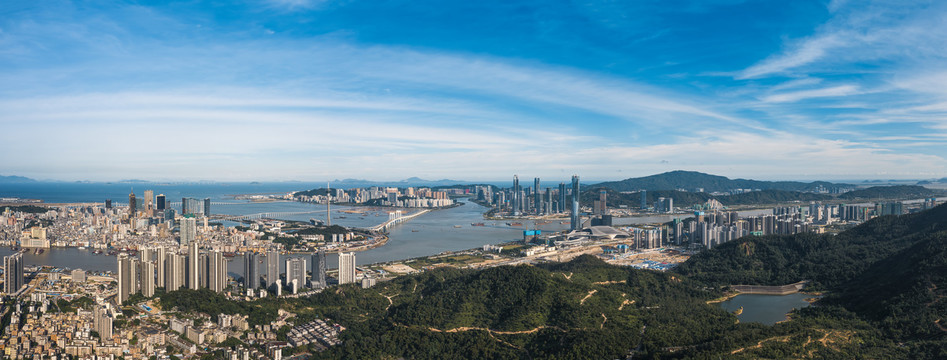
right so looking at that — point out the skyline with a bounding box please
[3,1,947,181]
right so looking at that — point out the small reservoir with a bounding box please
[717,293,816,325]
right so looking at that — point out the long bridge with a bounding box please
[210,210,328,221]
[363,209,430,232]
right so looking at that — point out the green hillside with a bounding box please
[259,204,947,359]
[593,170,843,193]
[837,184,942,200]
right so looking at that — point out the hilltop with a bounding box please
[593,170,845,193]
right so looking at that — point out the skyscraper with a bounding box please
[3,252,24,295]
[180,216,197,246]
[128,192,137,217]
[187,242,199,290]
[117,254,135,303]
[156,194,166,211]
[141,261,155,297]
[203,198,211,216]
[144,190,154,211]
[209,251,226,293]
[534,177,541,215]
[571,175,581,231]
[266,250,280,289]
[166,253,185,291]
[156,247,167,288]
[641,190,648,210]
[105,199,112,209]
[285,257,307,292]
[512,175,519,215]
[244,252,260,289]
[559,182,566,213]
[311,251,326,289]
[93,305,113,343]
[338,252,356,285]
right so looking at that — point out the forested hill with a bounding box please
[837,184,943,200]
[593,170,843,192]
[675,203,947,357]
[315,256,738,359]
[676,202,947,289]
[582,187,833,208]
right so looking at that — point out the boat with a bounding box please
[38,249,44,254]
[471,223,485,226]
[411,230,420,232]
[77,246,87,250]
[453,225,463,228]
[733,306,744,315]
[506,222,523,227]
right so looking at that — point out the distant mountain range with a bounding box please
[0,175,36,183]
[592,170,847,193]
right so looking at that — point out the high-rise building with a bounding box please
[546,187,553,216]
[338,252,356,285]
[559,182,566,213]
[187,242,199,290]
[180,216,197,246]
[105,199,112,209]
[117,254,135,303]
[182,197,205,216]
[156,247,167,288]
[512,175,520,215]
[93,305,113,343]
[571,175,581,231]
[156,194,166,211]
[534,177,541,215]
[128,192,137,217]
[266,250,280,289]
[285,257,307,292]
[311,251,326,289]
[203,198,211,216]
[144,190,154,211]
[244,252,260,289]
[209,251,226,293]
[141,261,155,297]
[641,190,648,210]
[166,253,185,291]
[3,252,24,295]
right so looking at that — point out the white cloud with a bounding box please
[761,85,860,103]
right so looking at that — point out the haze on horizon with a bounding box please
[2,0,947,182]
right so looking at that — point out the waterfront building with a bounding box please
[338,252,356,285]
[266,250,280,290]
[311,251,327,289]
[71,269,86,283]
[3,252,24,295]
[156,194,166,211]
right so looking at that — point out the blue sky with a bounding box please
[2,0,947,182]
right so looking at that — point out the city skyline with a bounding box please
[3,1,947,181]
